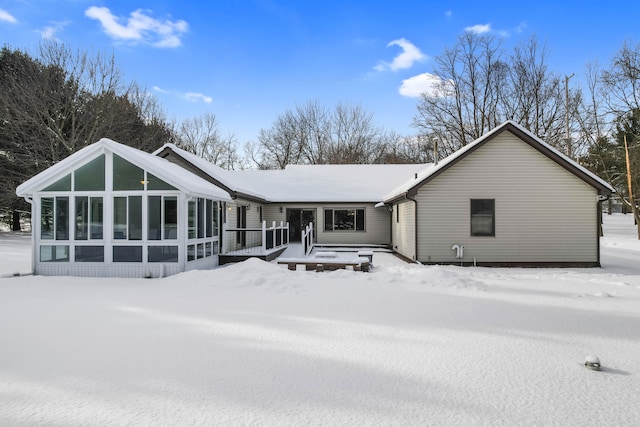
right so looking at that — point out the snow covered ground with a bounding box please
[1,214,639,426]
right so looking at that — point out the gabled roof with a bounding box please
[17,138,232,201]
[383,121,614,203]
[155,143,429,203]
[154,143,266,201]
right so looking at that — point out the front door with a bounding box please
[287,209,315,241]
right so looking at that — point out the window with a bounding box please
[471,199,495,236]
[75,246,104,262]
[113,246,142,262]
[188,201,196,239]
[148,246,178,263]
[43,174,71,191]
[41,197,69,240]
[75,197,103,240]
[147,173,176,190]
[113,196,142,240]
[148,196,178,240]
[113,154,144,190]
[324,208,365,231]
[40,245,69,262]
[74,155,105,191]
[197,198,205,238]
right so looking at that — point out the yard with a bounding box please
[1,214,639,426]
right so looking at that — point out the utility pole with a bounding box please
[565,73,574,158]
[624,134,640,239]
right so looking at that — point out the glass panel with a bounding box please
[75,196,89,240]
[113,246,142,262]
[74,155,105,191]
[205,241,212,257]
[148,246,179,263]
[197,198,205,239]
[324,209,333,231]
[334,209,354,231]
[113,154,144,190]
[148,196,162,240]
[56,197,69,240]
[114,197,127,239]
[40,245,69,262]
[187,244,195,261]
[128,196,142,240]
[212,241,219,255]
[75,246,104,262]
[206,200,213,237]
[471,199,495,236]
[164,197,178,239]
[188,201,196,239]
[90,197,103,239]
[43,174,71,191]
[212,202,219,236]
[356,209,365,231]
[147,173,177,190]
[197,243,205,259]
[41,197,54,240]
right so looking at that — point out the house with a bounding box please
[155,144,427,261]
[16,139,231,277]
[384,121,613,266]
[16,121,613,277]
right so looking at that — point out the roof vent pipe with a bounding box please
[434,138,438,165]
[414,173,418,179]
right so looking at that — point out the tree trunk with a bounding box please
[12,210,21,231]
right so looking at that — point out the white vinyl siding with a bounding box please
[415,131,598,264]
[392,200,416,260]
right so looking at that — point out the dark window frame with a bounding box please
[470,199,495,237]
[324,208,366,232]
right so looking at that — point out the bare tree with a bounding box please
[502,36,569,150]
[173,112,245,169]
[413,33,506,154]
[251,100,393,168]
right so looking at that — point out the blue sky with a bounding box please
[1,1,639,143]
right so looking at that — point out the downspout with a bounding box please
[23,197,35,275]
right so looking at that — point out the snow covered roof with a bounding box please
[226,164,431,202]
[383,120,614,202]
[156,143,429,203]
[17,139,232,201]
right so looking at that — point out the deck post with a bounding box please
[261,220,267,252]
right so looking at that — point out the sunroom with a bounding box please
[16,138,231,278]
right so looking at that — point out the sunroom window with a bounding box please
[74,155,105,191]
[41,197,69,240]
[113,196,142,240]
[75,196,103,240]
[148,196,178,240]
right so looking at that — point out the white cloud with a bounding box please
[153,86,212,104]
[38,21,70,40]
[375,38,426,72]
[445,10,453,18]
[0,8,17,24]
[399,73,452,98]
[185,92,213,104]
[515,22,527,33]
[464,23,491,34]
[85,6,188,48]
